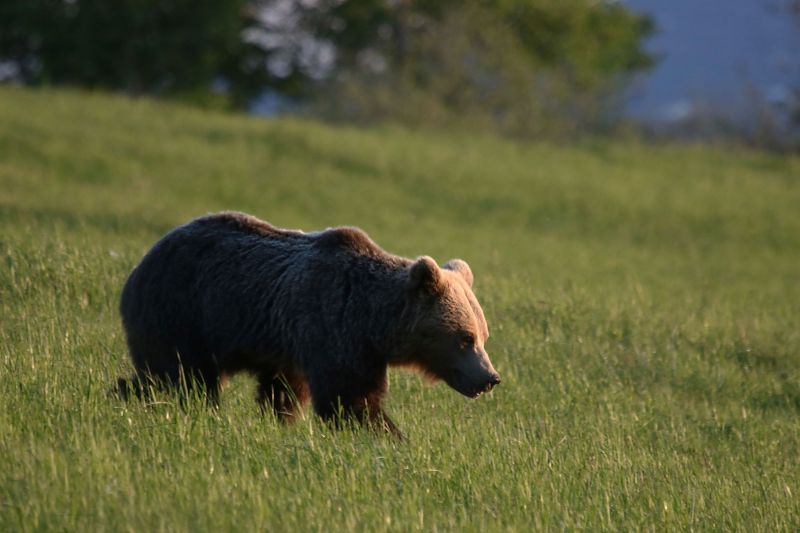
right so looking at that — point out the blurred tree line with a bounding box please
[0,0,655,137]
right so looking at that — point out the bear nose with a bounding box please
[486,374,501,390]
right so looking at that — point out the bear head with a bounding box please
[396,256,500,398]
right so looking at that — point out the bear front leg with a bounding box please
[368,405,404,441]
[307,365,404,440]
[312,394,404,440]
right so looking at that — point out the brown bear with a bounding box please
[117,212,499,437]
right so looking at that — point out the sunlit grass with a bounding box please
[1,86,798,531]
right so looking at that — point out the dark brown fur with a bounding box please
[118,212,499,438]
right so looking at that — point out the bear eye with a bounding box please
[460,333,475,347]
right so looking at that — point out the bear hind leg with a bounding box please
[119,334,221,404]
[257,371,308,422]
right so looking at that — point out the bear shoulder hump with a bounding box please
[313,226,378,254]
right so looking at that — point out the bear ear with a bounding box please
[443,259,473,287]
[408,256,443,293]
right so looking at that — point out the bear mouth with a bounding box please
[468,381,498,398]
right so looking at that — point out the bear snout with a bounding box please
[478,373,501,395]
[444,349,501,398]
[449,367,501,398]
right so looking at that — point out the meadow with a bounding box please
[0,86,798,531]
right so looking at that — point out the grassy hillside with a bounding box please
[1,86,798,531]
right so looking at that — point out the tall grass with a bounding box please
[1,87,798,531]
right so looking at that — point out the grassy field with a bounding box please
[1,86,799,531]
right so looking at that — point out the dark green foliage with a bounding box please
[0,0,264,105]
[0,0,653,135]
